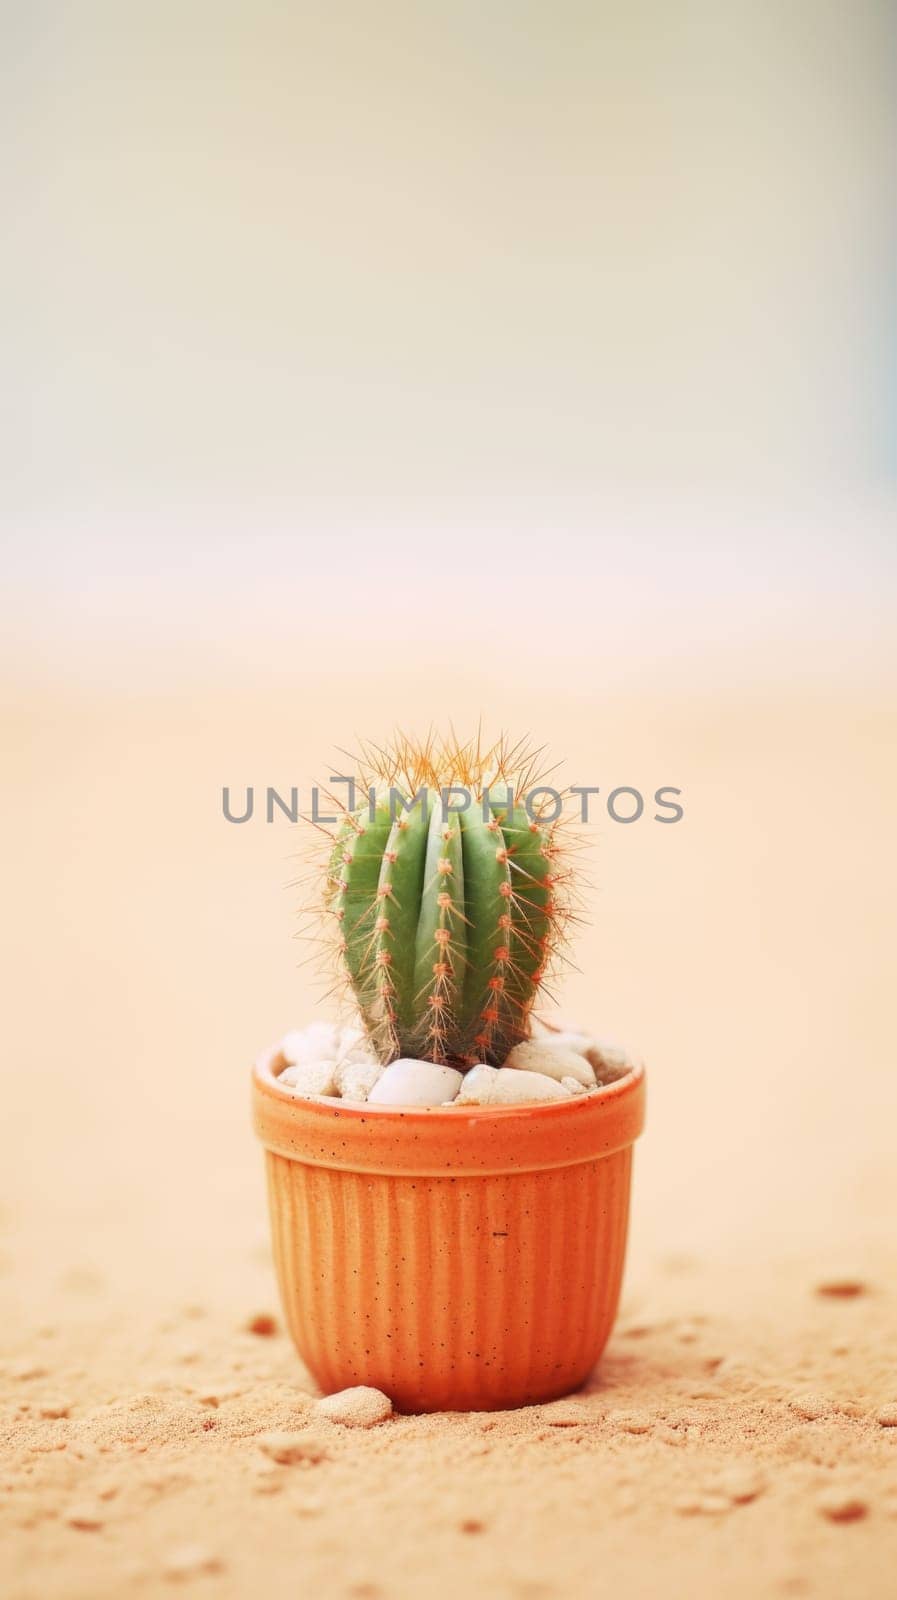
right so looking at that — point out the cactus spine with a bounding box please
[322,736,568,1065]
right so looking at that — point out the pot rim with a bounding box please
[252,1046,646,1176]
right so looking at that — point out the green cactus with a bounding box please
[322,737,567,1065]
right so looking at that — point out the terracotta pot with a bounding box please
[251,1046,645,1413]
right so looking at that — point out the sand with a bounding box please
[4,1260,897,1599]
[3,672,897,1598]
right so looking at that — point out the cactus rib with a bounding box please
[315,734,571,1065]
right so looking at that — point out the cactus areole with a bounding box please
[321,736,571,1067]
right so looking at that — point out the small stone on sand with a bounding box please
[252,1469,284,1496]
[876,1405,897,1427]
[712,1465,766,1504]
[314,1386,393,1427]
[257,1429,329,1464]
[162,1545,223,1579]
[39,1399,70,1419]
[815,1487,868,1523]
[615,1409,653,1434]
[65,1503,104,1530]
[675,1493,730,1516]
[245,1312,278,1337]
[814,1279,867,1299]
[8,1361,47,1381]
[539,1399,595,1427]
[789,1393,832,1421]
[656,1425,686,1447]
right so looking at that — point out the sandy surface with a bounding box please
[3,673,897,1598]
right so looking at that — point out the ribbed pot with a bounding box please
[252,1047,645,1413]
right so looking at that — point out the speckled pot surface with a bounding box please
[251,1047,646,1413]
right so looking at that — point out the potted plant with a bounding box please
[251,734,645,1412]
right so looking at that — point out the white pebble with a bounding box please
[456,1064,572,1105]
[333,1057,383,1102]
[584,1038,633,1080]
[279,1060,338,1097]
[280,1022,339,1066]
[534,1028,635,1082]
[454,1064,498,1102]
[335,1024,376,1064]
[492,1067,574,1103]
[504,1039,596,1087]
[314,1385,393,1427]
[561,1076,590,1096]
[541,1029,594,1054]
[368,1059,463,1107]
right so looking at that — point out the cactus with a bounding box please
[316,734,572,1065]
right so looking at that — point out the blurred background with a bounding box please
[2,2,896,1316]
